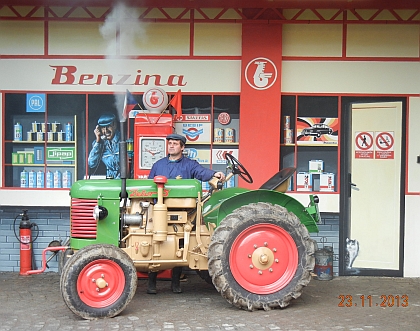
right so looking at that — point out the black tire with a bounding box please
[58,248,74,275]
[60,244,137,320]
[58,236,72,275]
[208,202,315,311]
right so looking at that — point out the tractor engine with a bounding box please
[69,176,212,274]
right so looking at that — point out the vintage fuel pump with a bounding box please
[132,87,180,178]
[133,113,174,179]
[13,210,39,275]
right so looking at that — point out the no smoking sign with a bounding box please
[375,131,394,159]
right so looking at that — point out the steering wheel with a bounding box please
[225,153,253,184]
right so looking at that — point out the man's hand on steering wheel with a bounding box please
[213,171,225,181]
[225,153,253,184]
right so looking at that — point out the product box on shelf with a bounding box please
[13,150,34,164]
[17,148,34,164]
[25,152,34,164]
[12,153,19,164]
[296,172,313,191]
[34,146,44,164]
[17,152,26,164]
[309,160,324,173]
[319,172,335,192]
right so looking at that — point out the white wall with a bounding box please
[404,195,420,277]
[282,61,420,94]
[405,97,420,277]
[408,97,420,193]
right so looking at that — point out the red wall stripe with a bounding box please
[239,23,282,188]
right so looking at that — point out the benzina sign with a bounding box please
[50,65,187,87]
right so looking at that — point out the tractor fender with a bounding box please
[203,189,318,233]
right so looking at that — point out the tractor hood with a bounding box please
[70,178,202,200]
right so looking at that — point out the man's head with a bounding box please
[166,133,186,159]
[97,113,117,140]
[166,133,186,146]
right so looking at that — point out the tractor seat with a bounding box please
[259,167,296,193]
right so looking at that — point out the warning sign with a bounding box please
[355,131,374,159]
[20,235,31,251]
[375,131,394,159]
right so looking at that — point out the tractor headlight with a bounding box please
[93,205,108,221]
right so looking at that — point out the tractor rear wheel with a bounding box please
[208,202,315,311]
[60,244,137,320]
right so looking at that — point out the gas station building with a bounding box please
[0,0,419,277]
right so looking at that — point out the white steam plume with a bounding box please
[100,2,148,121]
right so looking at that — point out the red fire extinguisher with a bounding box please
[14,210,38,275]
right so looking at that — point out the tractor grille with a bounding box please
[70,198,97,239]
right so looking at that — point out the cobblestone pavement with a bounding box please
[0,272,419,331]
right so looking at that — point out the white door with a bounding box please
[342,101,403,275]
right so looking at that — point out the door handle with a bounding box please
[348,173,358,196]
[350,182,359,191]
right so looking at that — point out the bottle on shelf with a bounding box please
[14,122,23,141]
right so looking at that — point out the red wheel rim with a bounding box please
[77,259,125,308]
[229,223,298,294]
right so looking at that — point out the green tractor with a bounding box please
[60,151,320,319]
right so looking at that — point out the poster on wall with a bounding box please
[184,147,211,165]
[87,103,121,179]
[174,114,212,144]
[212,148,239,165]
[296,117,339,145]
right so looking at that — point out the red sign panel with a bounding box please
[375,131,394,159]
[355,131,374,159]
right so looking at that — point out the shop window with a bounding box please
[2,92,240,190]
[280,95,339,193]
[3,93,85,188]
[173,94,240,190]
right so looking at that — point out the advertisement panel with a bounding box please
[296,117,339,145]
[174,114,212,144]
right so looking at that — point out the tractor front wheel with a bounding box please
[208,202,315,311]
[60,244,137,320]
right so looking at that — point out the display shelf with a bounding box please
[280,95,339,193]
[4,114,77,189]
[281,143,337,147]
[212,142,240,146]
[7,140,75,143]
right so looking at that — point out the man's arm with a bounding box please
[88,125,105,169]
[88,140,103,168]
[188,159,225,182]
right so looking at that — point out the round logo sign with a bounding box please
[218,112,231,125]
[185,127,199,141]
[28,95,44,111]
[245,57,277,90]
[142,87,168,113]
